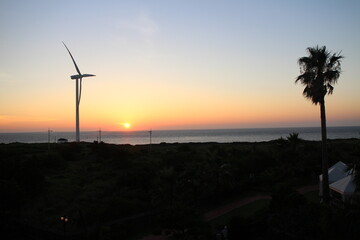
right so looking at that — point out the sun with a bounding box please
[123,123,131,129]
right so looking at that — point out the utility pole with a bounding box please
[149,129,152,153]
[48,129,52,151]
[48,129,51,143]
[149,129,152,145]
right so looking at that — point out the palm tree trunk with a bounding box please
[320,100,330,203]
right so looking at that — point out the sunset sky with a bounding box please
[1,0,359,132]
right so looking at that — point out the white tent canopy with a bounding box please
[319,161,349,183]
[319,161,357,203]
[330,174,356,194]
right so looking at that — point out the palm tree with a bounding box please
[295,46,343,203]
[287,132,302,143]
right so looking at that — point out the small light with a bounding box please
[64,218,69,222]
[60,216,64,221]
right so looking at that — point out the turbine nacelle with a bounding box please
[70,74,96,80]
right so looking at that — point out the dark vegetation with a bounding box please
[0,138,359,239]
[228,186,360,240]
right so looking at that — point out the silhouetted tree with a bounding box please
[287,132,301,143]
[296,46,343,203]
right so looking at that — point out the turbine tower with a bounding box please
[63,42,95,142]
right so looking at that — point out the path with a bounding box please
[204,195,271,221]
[205,184,318,221]
[140,184,318,239]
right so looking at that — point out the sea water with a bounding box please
[0,126,359,145]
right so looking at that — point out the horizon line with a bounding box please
[1,125,359,134]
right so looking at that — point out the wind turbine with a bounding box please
[63,42,95,142]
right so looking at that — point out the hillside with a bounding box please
[1,138,359,239]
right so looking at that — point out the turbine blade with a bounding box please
[81,74,96,78]
[62,42,82,76]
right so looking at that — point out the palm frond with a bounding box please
[296,45,343,102]
[328,52,343,68]
[295,72,315,84]
[326,83,334,95]
[323,70,340,83]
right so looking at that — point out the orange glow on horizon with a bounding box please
[1,92,359,132]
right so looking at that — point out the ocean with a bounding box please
[0,126,359,145]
